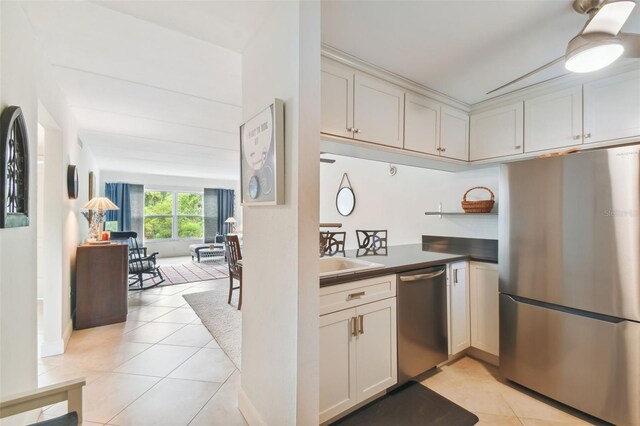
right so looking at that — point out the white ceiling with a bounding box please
[23,1,640,181]
[22,1,271,180]
[322,0,640,105]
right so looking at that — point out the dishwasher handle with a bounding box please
[399,269,445,282]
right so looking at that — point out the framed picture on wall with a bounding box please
[240,99,284,206]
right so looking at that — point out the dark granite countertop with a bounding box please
[319,242,498,287]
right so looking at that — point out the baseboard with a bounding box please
[62,319,73,349]
[466,347,499,367]
[238,387,266,426]
[40,338,64,357]
[320,390,386,426]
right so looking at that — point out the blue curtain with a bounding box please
[105,183,131,232]
[217,189,235,234]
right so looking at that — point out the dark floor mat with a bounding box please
[331,381,479,426]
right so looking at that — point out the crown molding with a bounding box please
[471,61,640,113]
[321,44,471,112]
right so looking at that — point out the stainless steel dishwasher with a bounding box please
[397,265,448,386]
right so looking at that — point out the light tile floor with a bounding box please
[420,357,604,425]
[37,278,247,426]
[36,273,602,426]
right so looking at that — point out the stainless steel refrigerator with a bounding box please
[499,144,640,426]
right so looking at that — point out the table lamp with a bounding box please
[83,197,119,241]
[225,216,237,234]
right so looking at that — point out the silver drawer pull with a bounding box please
[400,269,445,282]
[347,291,365,300]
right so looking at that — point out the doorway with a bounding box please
[37,103,65,357]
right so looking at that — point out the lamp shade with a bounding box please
[225,217,237,224]
[83,197,119,211]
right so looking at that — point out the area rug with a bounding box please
[332,381,478,426]
[153,262,229,286]
[183,282,241,369]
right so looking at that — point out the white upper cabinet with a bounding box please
[321,61,354,139]
[354,73,405,148]
[525,86,583,153]
[404,93,440,156]
[470,102,524,161]
[404,94,469,161]
[583,69,640,144]
[440,106,470,161]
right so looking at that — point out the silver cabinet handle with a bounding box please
[515,145,522,149]
[346,127,354,132]
[584,133,591,139]
[400,269,445,282]
[351,317,358,337]
[353,128,360,134]
[573,135,581,140]
[358,315,364,335]
[347,291,365,300]
[453,268,458,284]
[440,147,446,152]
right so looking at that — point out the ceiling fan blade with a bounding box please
[620,32,640,56]
[582,0,636,35]
[487,56,565,95]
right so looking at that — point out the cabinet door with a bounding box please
[404,93,440,156]
[319,308,357,423]
[355,298,397,402]
[440,106,469,161]
[470,102,524,161]
[448,262,470,355]
[584,69,640,144]
[469,262,499,356]
[354,73,405,148]
[525,86,583,153]
[321,61,354,139]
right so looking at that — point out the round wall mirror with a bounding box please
[336,187,355,216]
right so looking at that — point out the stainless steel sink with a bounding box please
[319,257,385,278]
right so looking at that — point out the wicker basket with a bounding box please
[461,186,495,213]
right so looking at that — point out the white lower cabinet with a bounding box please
[319,308,357,422]
[319,280,397,424]
[469,261,499,357]
[447,261,470,355]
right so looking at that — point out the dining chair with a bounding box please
[320,231,346,256]
[356,230,388,251]
[224,234,243,310]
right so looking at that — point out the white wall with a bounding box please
[0,1,100,401]
[99,170,240,257]
[239,2,320,425]
[320,155,499,249]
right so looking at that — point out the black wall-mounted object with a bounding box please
[1,106,30,228]
[67,164,79,199]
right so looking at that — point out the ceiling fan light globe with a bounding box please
[564,33,625,73]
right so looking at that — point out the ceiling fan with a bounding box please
[488,0,640,94]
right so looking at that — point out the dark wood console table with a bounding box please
[74,243,128,329]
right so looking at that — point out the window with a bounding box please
[144,191,203,240]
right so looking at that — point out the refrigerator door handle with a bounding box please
[400,270,445,282]
[505,294,625,324]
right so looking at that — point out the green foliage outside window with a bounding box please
[144,191,204,240]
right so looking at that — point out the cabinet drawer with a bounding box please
[320,274,396,315]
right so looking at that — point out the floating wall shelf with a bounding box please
[424,212,498,216]
[425,202,498,219]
